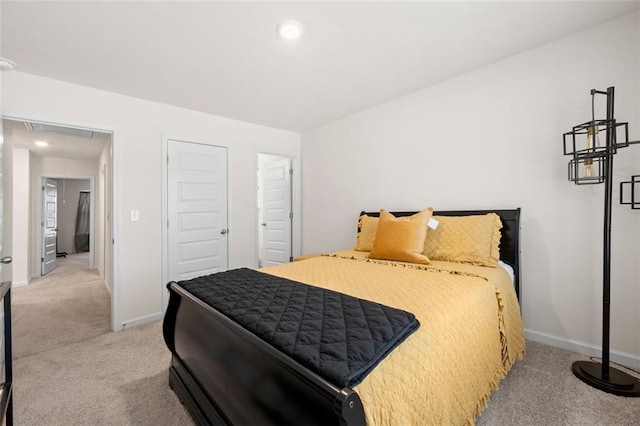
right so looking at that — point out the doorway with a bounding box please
[257,153,294,268]
[40,177,93,276]
[2,117,116,329]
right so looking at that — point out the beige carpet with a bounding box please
[477,343,640,425]
[11,257,640,425]
[12,254,193,425]
[13,252,109,359]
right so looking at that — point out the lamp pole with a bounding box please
[601,86,614,379]
[570,87,640,397]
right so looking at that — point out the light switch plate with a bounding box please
[130,209,140,222]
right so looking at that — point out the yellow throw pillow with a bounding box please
[370,209,433,264]
[423,213,502,267]
[354,214,379,251]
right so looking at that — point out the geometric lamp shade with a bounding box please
[568,156,606,185]
[620,175,639,209]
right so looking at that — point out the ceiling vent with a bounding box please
[0,57,15,71]
[23,122,98,139]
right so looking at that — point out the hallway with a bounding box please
[12,253,110,359]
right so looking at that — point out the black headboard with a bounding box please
[359,209,521,300]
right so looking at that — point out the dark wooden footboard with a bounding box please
[163,282,365,426]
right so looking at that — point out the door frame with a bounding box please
[255,152,301,268]
[161,135,230,312]
[37,175,95,275]
[2,112,119,332]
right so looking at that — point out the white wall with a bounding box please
[54,178,90,254]
[301,12,640,363]
[3,72,300,330]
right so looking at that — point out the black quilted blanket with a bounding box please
[176,268,420,388]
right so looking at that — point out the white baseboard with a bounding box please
[103,280,112,294]
[12,280,29,288]
[525,329,640,369]
[121,312,162,330]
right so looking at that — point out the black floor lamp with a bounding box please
[563,86,640,397]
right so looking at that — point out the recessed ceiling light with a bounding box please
[277,20,303,40]
[34,140,49,147]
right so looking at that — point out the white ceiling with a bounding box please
[2,1,639,132]
[3,119,110,160]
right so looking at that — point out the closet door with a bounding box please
[167,140,228,284]
[0,118,8,277]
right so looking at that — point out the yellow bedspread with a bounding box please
[262,250,525,426]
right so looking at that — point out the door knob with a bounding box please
[261,223,267,227]
[0,256,12,264]
[220,229,228,235]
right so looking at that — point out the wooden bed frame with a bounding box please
[162,208,521,425]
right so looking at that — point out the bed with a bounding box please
[162,208,525,425]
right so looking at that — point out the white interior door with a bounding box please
[0,120,3,363]
[261,158,292,266]
[0,119,11,281]
[167,140,228,283]
[42,178,57,275]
